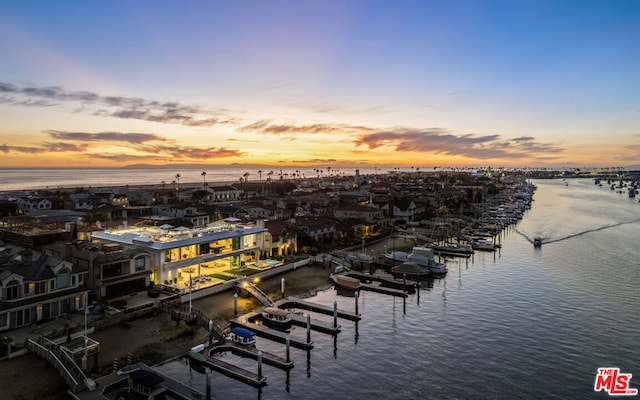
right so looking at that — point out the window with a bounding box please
[35,282,46,294]
[5,280,20,300]
[57,270,70,288]
[135,256,146,271]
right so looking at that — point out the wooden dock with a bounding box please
[229,317,313,350]
[359,283,408,297]
[345,271,418,294]
[276,298,361,321]
[208,342,293,370]
[197,356,267,388]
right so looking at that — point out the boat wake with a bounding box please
[516,217,640,245]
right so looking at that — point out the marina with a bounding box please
[152,178,640,399]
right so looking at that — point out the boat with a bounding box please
[261,307,293,329]
[472,238,498,252]
[381,251,409,266]
[228,326,257,346]
[333,274,361,291]
[431,242,474,257]
[406,246,447,275]
[533,237,542,248]
[391,261,430,278]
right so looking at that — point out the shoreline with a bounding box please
[0,262,335,400]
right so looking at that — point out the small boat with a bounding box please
[261,307,293,329]
[533,237,542,248]
[382,251,409,266]
[228,326,257,346]
[472,238,498,252]
[333,274,361,291]
[431,243,474,257]
[405,246,447,275]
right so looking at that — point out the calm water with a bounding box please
[155,178,640,399]
[0,166,374,192]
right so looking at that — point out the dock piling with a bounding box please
[333,301,338,329]
[206,368,211,400]
[281,277,285,298]
[257,351,263,380]
[286,334,290,363]
[234,293,238,317]
[306,313,311,344]
[403,295,406,315]
[355,291,359,315]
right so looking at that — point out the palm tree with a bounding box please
[201,171,207,187]
[175,173,181,190]
[161,180,166,191]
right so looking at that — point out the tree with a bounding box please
[201,171,207,187]
[175,173,181,190]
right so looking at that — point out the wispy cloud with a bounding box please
[355,128,565,161]
[238,119,373,135]
[2,129,245,163]
[0,82,234,127]
[0,144,44,154]
[46,130,168,144]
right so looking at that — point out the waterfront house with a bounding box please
[295,216,336,244]
[44,240,153,300]
[91,219,267,289]
[263,220,297,257]
[0,244,88,331]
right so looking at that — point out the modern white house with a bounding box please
[91,219,267,288]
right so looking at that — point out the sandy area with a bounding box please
[0,263,334,400]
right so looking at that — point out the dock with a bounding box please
[345,271,417,294]
[208,342,293,370]
[229,315,314,350]
[359,283,408,297]
[276,298,361,321]
[197,355,267,388]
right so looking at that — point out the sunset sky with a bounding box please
[1,1,639,169]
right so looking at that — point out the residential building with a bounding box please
[295,216,336,243]
[91,219,267,288]
[0,244,88,332]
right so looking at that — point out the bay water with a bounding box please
[155,178,640,399]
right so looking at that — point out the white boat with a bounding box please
[382,251,409,266]
[405,246,447,275]
[472,238,497,251]
[431,243,474,257]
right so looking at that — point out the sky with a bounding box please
[0,0,639,169]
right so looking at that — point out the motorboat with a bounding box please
[333,274,361,291]
[382,251,409,266]
[261,307,293,329]
[228,326,257,346]
[431,242,474,257]
[406,246,447,275]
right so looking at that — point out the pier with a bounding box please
[208,342,294,370]
[344,271,417,295]
[229,315,313,350]
[193,354,267,388]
